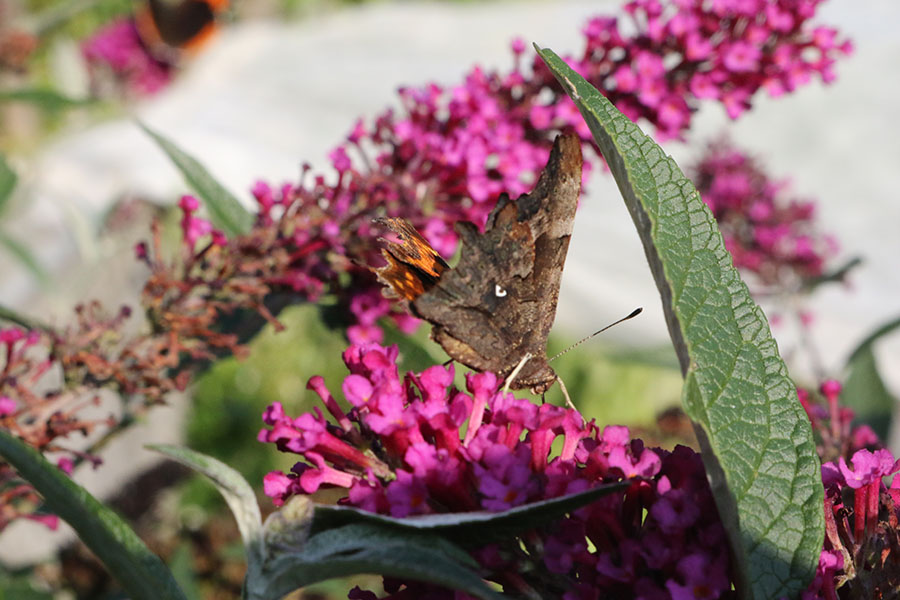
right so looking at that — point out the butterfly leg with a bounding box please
[502,352,533,395]
[555,375,580,415]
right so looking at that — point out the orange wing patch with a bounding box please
[373,218,449,301]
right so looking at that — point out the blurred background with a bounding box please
[1,0,898,597]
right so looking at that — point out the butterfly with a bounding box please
[135,0,229,62]
[374,133,582,393]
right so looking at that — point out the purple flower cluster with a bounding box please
[239,0,849,336]
[690,139,837,288]
[81,18,173,95]
[177,195,227,252]
[795,379,900,598]
[810,447,900,599]
[798,380,880,463]
[259,343,734,599]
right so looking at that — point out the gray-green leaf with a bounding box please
[841,316,900,440]
[140,123,254,237]
[147,444,263,566]
[256,522,503,600]
[0,430,186,600]
[311,480,628,546]
[536,46,824,600]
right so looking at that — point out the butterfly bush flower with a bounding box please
[237,0,849,335]
[0,199,238,531]
[259,343,735,598]
[809,447,900,598]
[798,379,880,463]
[0,326,111,530]
[2,0,851,535]
[690,139,837,289]
[82,18,173,95]
[795,378,900,598]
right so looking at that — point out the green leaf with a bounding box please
[802,256,862,293]
[168,542,202,600]
[246,482,626,598]
[147,444,262,566]
[0,89,93,111]
[0,430,186,600]
[842,346,895,440]
[536,46,824,599]
[139,123,254,237]
[311,481,629,546]
[0,231,49,282]
[0,303,52,331]
[0,153,16,213]
[845,314,900,366]
[256,521,503,600]
[839,314,900,439]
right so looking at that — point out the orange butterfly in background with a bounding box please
[135,0,229,62]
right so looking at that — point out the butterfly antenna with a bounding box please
[549,307,643,363]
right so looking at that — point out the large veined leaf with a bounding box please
[536,46,824,599]
[0,431,186,600]
[140,123,255,237]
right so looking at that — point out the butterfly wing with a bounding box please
[373,217,450,301]
[136,0,226,59]
[413,133,582,391]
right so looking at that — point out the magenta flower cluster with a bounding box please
[690,139,837,287]
[794,379,900,598]
[81,18,172,95]
[811,446,900,599]
[239,0,849,338]
[259,343,734,599]
[799,380,880,462]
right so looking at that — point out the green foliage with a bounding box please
[0,571,54,600]
[185,303,351,511]
[0,154,16,209]
[548,338,682,427]
[140,122,255,236]
[0,153,49,281]
[0,89,92,112]
[148,445,263,566]
[0,429,186,600]
[842,314,900,439]
[160,443,626,600]
[537,45,824,599]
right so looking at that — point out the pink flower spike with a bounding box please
[25,513,59,530]
[57,457,75,476]
[263,470,296,504]
[0,396,16,416]
[178,195,200,213]
[307,376,353,432]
